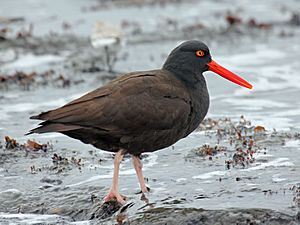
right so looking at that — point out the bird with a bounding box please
[28,40,252,204]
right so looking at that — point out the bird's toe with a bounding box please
[103,191,127,204]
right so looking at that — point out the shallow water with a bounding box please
[1,0,300,224]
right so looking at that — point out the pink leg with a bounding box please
[132,155,148,193]
[103,149,126,204]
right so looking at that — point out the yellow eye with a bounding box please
[195,50,205,57]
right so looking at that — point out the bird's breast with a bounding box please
[185,84,210,135]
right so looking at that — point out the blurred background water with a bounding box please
[0,0,300,224]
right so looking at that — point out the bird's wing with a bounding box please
[31,70,191,132]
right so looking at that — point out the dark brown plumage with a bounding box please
[28,40,252,203]
[29,69,209,155]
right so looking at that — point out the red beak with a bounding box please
[207,60,253,89]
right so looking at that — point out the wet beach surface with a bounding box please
[1,0,300,224]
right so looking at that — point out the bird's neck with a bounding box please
[163,64,206,88]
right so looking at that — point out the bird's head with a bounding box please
[163,40,252,89]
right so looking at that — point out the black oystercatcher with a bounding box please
[28,40,252,204]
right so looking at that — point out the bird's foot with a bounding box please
[103,190,127,204]
[135,186,150,203]
[140,192,149,204]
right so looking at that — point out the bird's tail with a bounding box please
[26,121,82,135]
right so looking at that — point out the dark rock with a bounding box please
[130,208,299,225]
[40,177,63,185]
[290,13,300,26]
[89,201,121,220]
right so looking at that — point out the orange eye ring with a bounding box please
[195,50,205,57]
